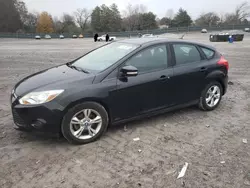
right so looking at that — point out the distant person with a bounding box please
[94,33,98,42]
[106,34,109,42]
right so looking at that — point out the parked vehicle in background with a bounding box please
[59,35,64,39]
[11,38,228,145]
[201,29,208,33]
[210,30,244,42]
[35,35,41,40]
[44,35,52,39]
[79,34,84,38]
[142,34,154,38]
[98,35,116,41]
[72,35,78,39]
[244,28,250,32]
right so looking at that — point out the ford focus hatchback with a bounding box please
[11,38,228,144]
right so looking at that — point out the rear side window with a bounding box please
[200,47,215,59]
[173,44,201,65]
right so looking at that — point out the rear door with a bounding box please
[170,42,209,105]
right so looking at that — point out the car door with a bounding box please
[111,44,174,121]
[170,42,208,105]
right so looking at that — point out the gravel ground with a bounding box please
[0,33,250,188]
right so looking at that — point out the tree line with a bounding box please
[0,0,249,34]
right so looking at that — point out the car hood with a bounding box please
[14,65,95,96]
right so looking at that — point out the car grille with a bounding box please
[12,109,26,126]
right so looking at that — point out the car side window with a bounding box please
[125,45,168,74]
[200,47,215,59]
[173,44,201,65]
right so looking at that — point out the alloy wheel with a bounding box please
[205,85,221,108]
[70,109,102,140]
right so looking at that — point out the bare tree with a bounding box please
[195,12,220,26]
[224,13,238,24]
[60,13,79,33]
[53,16,64,33]
[24,12,38,32]
[122,4,148,31]
[74,8,91,32]
[123,4,137,30]
[219,2,250,25]
[219,12,225,24]
[235,1,250,24]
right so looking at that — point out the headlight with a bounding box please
[19,90,64,105]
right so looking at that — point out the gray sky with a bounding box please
[23,0,245,19]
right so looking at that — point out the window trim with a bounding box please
[170,42,205,67]
[198,46,216,60]
[118,43,170,76]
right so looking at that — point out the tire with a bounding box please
[199,81,223,111]
[61,102,109,145]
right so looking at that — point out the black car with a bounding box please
[11,38,229,144]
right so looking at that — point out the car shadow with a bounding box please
[107,105,199,134]
[16,130,68,145]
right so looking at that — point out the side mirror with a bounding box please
[120,65,138,77]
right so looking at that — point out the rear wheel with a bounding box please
[61,102,109,144]
[199,82,223,111]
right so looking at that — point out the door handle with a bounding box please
[200,67,207,72]
[159,75,170,81]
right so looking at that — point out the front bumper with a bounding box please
[11,94,65,133]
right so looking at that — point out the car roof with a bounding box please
[118,38,215,49]
[119,38,165,45]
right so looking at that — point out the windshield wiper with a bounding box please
[67,64,90,74]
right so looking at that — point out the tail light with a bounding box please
[217,56,229,70]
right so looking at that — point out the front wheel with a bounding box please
[199,82,223,111]
[61,102,109,144]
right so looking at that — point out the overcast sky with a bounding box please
[23,0,244,19]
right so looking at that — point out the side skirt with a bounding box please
[111,100,199,126]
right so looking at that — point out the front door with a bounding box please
[111,44,174,121]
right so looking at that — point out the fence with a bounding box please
[0,24,249,39]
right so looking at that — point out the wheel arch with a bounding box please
[63,98,112,124]
[205,70,226,94]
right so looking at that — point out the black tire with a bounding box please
[61,102,109,145]
[199,81,223,111]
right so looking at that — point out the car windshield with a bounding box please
[71,42,139,72]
